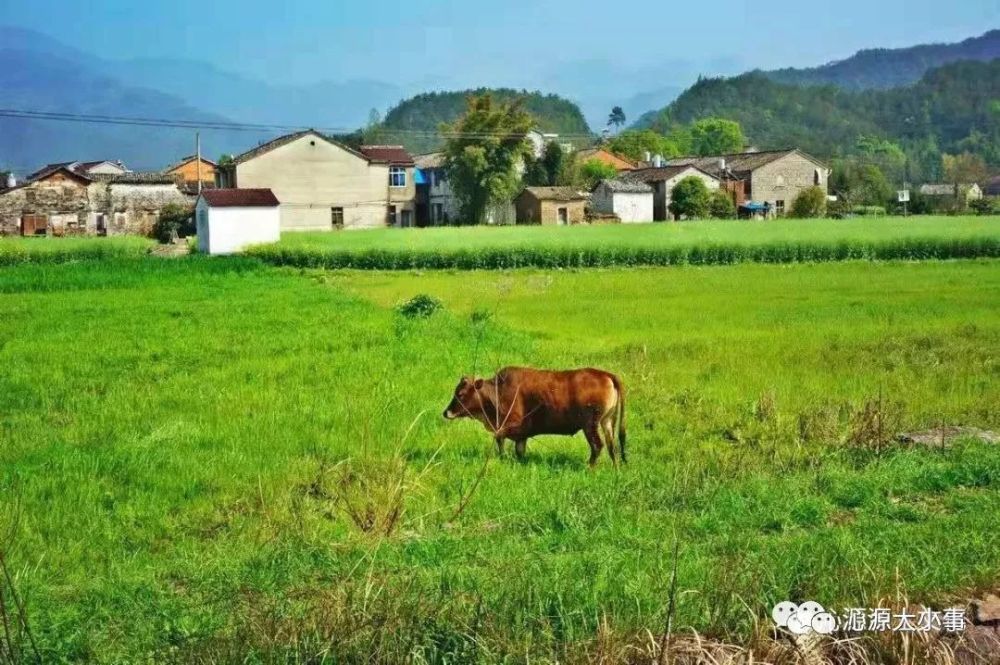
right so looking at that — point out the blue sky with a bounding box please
[3,0,996,91]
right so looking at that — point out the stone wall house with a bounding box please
[514,187,588,225]
[624,165,721,221]
[218,130,417,231]
[663,149,829,218]
[0,167,192,236]
[590,179,654,223]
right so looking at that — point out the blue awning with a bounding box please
[740,201,769,211]
[413,168,427,185]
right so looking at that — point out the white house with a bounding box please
[590,179,654,223]
[196,189,280,255]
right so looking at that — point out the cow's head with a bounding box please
[443,377,485,420]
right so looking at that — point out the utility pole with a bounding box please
[196,131,202,195]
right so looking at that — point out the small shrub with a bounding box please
[396,294,443,318]
[970,197,998,216]
[790,186,827,218]
[151,203,195,244]
[708,190,736,219]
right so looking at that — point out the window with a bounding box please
[389,166,406,188]
[388,205,397,226]
[775,200,785,216]
[331,207,344,228]
[775,175,785,188]
[814,169,822,186]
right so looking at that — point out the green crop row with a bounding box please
[247,236,1000,270]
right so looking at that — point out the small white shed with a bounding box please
[195,189,280,255]
[590,179,654,223]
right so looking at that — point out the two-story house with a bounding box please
[218,130,417,231]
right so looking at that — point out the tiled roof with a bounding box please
[92,172,178,185]
[919,183,960,196]
[230,130,369,165]
[623,165,716,183]
[986,176,1000,197]
[200,188,279,207]
[575,148,637,170]
[662,149,827,177]
[597,178,653,193]
[415,152,446,169]
[520,186,588,201]
[360,145,415,166]
[165,155,218,172]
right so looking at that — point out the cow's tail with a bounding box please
[611,374,627,463]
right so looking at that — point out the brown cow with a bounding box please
[442,366,626,467]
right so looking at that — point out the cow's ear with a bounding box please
[474,378,484,390]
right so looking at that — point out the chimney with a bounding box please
[5,173,15,189]
[654,154,663,167]
[644,151,651,163]
[719,158,726,172]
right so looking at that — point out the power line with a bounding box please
[0,108,598,140]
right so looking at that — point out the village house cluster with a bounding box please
[1,126,844,240]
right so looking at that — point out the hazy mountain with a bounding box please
[762,29,1000,90]
[0,47,274,174]
[104,58,405,130]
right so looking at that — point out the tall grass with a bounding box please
[248,216,1000,269]
[0,236,154,266]
[0,258,998,661]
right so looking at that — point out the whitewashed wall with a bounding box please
[196,199,280,255]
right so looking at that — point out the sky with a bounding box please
[2,0,997,92]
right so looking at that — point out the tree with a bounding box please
[577,159,618,189]
[790,186,827,218]
[690,118,745,156]
[708,189,736,218]
[830,159,893,207]
[942,152,989,186]
[541,141,566,185]
[607,130,681,162]
[668,176,712,219]
[443,94,535,224]
[607,106,626,133]
[217,154,234,166]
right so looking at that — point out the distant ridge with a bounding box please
[762,29,1000,90]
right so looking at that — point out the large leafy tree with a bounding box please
[668,176,712,219]
[690,118,745,155]
[443,94,535,224]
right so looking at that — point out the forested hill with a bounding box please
[371,89,593,154]
[636,59,1000,176]
[762,29,1000,91]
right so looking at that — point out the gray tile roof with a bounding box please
[597,178,653,193]
[520,186,589,201]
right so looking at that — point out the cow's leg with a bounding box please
[514,438,527,460]
[584,422,604,468]
[601,417,619,467]
[494,435,506,457]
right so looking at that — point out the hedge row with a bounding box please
[246,237,1000,270]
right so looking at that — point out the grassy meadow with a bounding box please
[0,249,998,662]
[249,216,1000,269]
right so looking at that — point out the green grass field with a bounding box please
[1,248,998,662]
